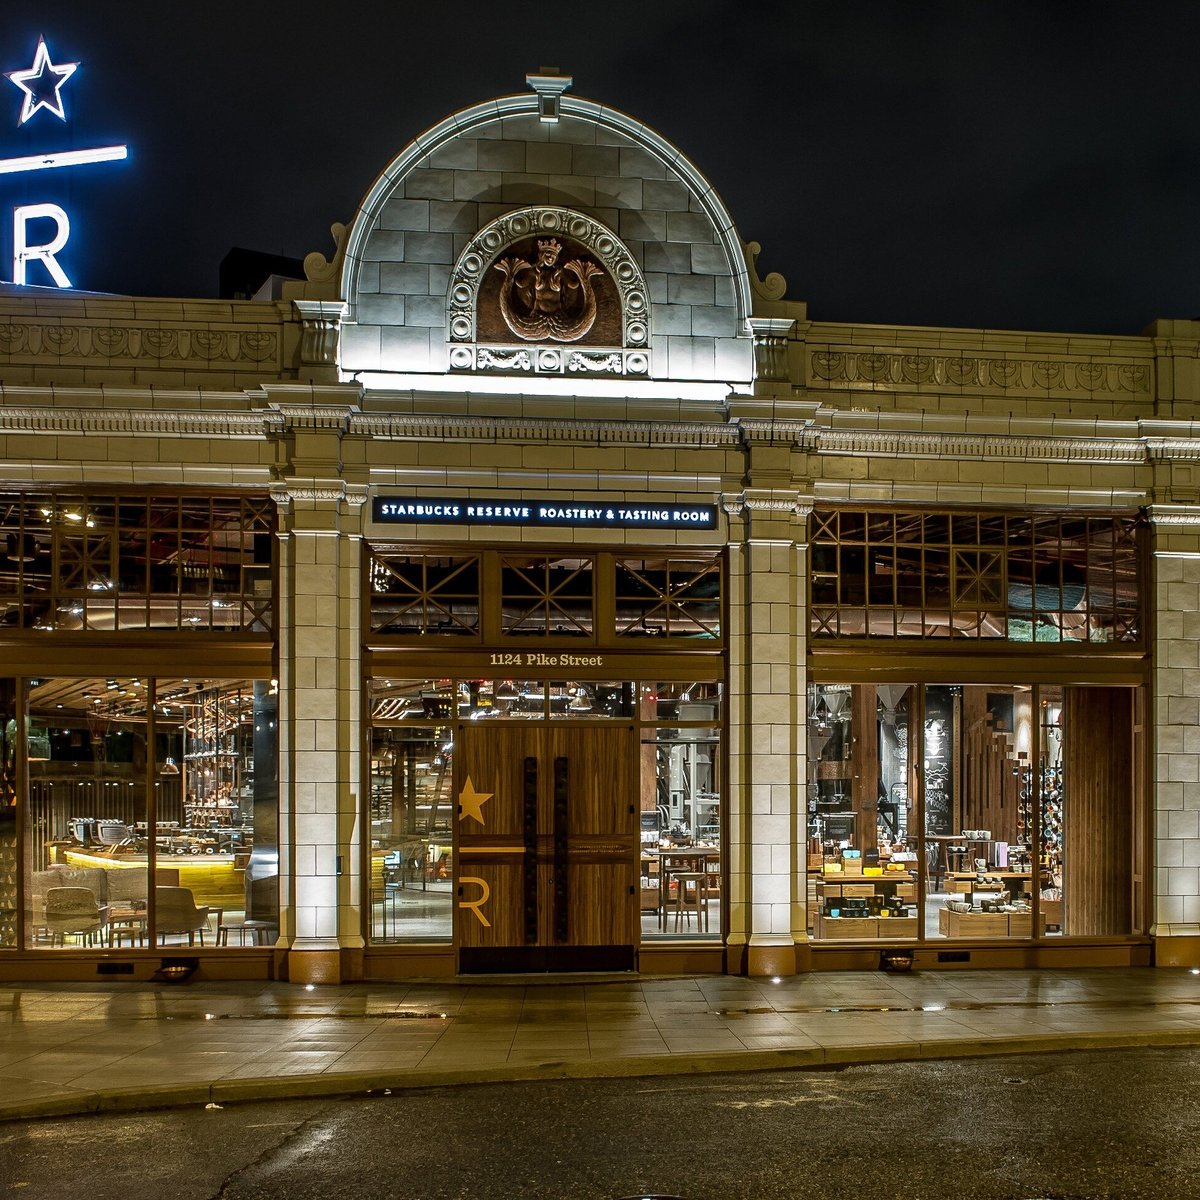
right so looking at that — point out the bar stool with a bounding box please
[671,870,708,932]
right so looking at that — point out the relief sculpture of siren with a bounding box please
[495,237,604,343]
[445,206,651,376]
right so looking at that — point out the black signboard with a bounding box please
[371,496,717,531]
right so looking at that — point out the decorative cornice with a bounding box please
[810,428,1146,463]
[348,413,739,446]
[0,322,280,367]
[0,406,281,436]
[1145,438,1200,461]
[809,349,1152,396]
[268,403,359,433]
[737,418,818,444]
[1146,505,1200,527]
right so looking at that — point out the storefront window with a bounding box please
[368,680,454,943]
[615,557,721,639]
[20,676,274,950]
[159,678,277,947]
[25,677,149,949]
[640,681,722,941]
[807,684,918,941]
[807,681,1140,943]
[367,553,480,636]
[500,556,593,637]
[0,680,16,948]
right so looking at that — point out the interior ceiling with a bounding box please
[26,678,257,721]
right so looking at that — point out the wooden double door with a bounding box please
[455,723,638,972]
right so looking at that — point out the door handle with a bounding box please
[553,755,569,943]
[523,755,538,945]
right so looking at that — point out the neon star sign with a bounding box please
[5,37,78,124]
[0,36,129,288]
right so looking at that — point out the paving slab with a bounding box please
[3,967,1200,1122]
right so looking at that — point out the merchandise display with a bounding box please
[806,680,1136,943]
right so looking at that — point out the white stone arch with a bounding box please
[339,92,753,328]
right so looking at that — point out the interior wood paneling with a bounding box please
[1064,687,1134,936]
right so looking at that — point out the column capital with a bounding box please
[270,480,369,509]
[721,488,813,521]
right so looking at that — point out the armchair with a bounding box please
[43,886,107,946]
[155,885,218,946]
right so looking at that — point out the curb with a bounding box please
[3,1026,1199,1124]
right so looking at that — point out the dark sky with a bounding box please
[3,1,1200,335]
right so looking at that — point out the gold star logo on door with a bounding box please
[458,776,492,824]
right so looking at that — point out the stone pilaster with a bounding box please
[723,487,810,976]
[266,386,365,984]
[272,479,366,984]
[1148,505,1200,966]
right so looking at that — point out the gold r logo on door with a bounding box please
[458,876,491,927]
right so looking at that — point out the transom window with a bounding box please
[0,492,275,633]
[810,508,1143,643]
[615,557,721,639]
[368,555,480,637]
[366,548,723,645]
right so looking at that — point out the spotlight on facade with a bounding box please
[154,957,198,983]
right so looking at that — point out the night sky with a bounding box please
[3,1,1199,335]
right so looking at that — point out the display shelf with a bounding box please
[939,908,1047,937]
[814,914,918,939]
[180,688,254,831]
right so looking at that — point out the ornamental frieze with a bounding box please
[0,407,281,436]
[348,413,740,447]
[810,349,1151,395]
[0,322,279,366]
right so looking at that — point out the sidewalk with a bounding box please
[3,966,1200,1122]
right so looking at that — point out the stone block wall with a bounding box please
[1151,514,1200,944]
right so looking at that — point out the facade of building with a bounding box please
[0,74,1197,984]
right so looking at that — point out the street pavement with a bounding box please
[2,965,1200,1122]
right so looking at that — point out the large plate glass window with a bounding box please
[640,682,722,942]
[367,679,455,943]
[20,676,276,951]
[806,681,1141,943]
[807,684,918,940]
